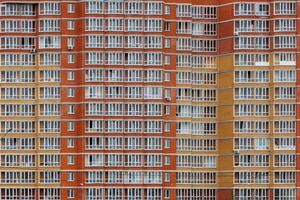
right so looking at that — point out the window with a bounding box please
[40,70,60,82]
[0,36,35,49]
[234,3,269,16]
[107,18,123,31]
[165,72,170,82]
[86,35,104,48]
[274,19,296,32]
[39,36,61,49]
[234,36,269,49]
[105,35,123,48]
[165,39,170,48]
[40,171,60,183]
[235,19,269,33]
[39,121,60,133]
[234,53,269,66]
[234,154,269,167]
[40,137,60,150]
[275,87,295,99]
[274,120,295,133]
[1,104,35,117]
[176,21,191,34]
[274,154,295,167]
[176,121,216,135]
[191,105,217,118]
[177,155,216,167]
[67,20,75,30]
[0,19,36,33]
[192,39,216,52]
[274,188,296,200]
[192,22,216,35]
[176,38,191,50]
[39,19,60,32]
[85,18,104,31]
[234,104,269,117]
[235,189,269,199]
[86,1,104,14]
[144,86,162,99]
[164,172,170,182]
[39,53,60,66]
[145,121,162,133]
[67,88,75,97]
[40,154,60,166]
[40,87,60,99]
[39,104,59,117]
[191,89,217,102]
[192,72,217,85]
[1,3,36,16]
[191,55,216,68]
[67,71,74,80]
[67,189,74,198]
[68,172,74,181]
[67,156,74,165]
[67,105,75,114]
[235,138,269,150]
[274,70,295,82]
[274,36,296,48]
[85,154,103,166]
[176,4,191,17]
[234,70,269,83]
[164,22,170,31]
[164,156,170,165]
[67,4,75,13]
[145,2,162,14]
[235,172,269,184]
[165,139,170,148]
[165,55,170,65]
[165,5,170,14]
[235,87,269,100]
[274,103,295,116]
[1,70,35,83]
[68,54,75,63]
[274,2,296,15]
[234,121,269,133]
[67,37,75,47]
[125,19,143,31]
[192,6,216,19]
[274,137,295,150]
[145,19,162,32]
[107,1,123,14]
[165,105,170,115]
[274,171,295,183]
[164,123,170,132]
[273,53,296,65]
[67,122,74,131]
[1,87,35,100]
[67,138,74,148]
[126,1,143,14]
[164,189,170,199]
[0,53,35,66]
[39,2,60,15]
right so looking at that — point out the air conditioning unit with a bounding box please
[233,150,240,154]
[68,45,74,50]
[165,97,171,101]
[30,48,36,53]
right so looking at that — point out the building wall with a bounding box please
[0,0,297,199]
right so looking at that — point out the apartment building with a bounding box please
[0,0,297,199]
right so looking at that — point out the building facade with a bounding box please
[0,0,298,199]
